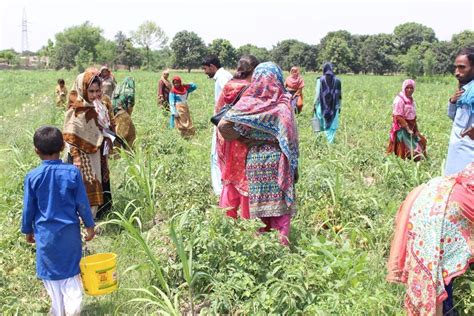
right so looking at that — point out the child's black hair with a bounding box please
[33,126,64,155]
[57,79,65,85]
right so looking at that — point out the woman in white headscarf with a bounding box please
[158,69,171,111]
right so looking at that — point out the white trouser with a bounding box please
[43,274,83,316]
[91,205,99,219]
[210,128,222,196]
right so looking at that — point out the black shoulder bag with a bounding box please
[210,86,249,126]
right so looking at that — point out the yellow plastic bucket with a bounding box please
[80,253,118,296]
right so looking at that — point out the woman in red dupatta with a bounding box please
[285,66,305,114]
[387,163,474,315]
[169,76,197,138]
[216,55,259,219]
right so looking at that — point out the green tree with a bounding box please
[39,39,54,56]
[450,30,474,51]
[350,34,368,74]
[50,43,78,70]
[430,41,455,74]
[359,34,398,74]
[37,39,55,68]
[318,30,359,73]
[423,49,436,76]
[393,22,437,54]
[115,32,143,70]
[319,30,353,47]
[75,48,93,73]
[402,45,423,77]
[413,40,453,75]
[291,43,318,72]
[150,47,173,71]
[318,36,354,73]
[449,30,474,63]
[208,39,237,68]
[0,49,20,66]
[96,39,117,66]
[271,39,317,71]
[51,22,103,69]
[170,31,207,72]
[236,44,271,63]
[131,21,167,67]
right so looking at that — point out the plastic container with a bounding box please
[80,253,118,296]
[311,117,321,132]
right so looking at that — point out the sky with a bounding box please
[0,0,473,52]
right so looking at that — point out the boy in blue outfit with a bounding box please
[21,126,95,316]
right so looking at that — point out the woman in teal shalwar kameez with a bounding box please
[313,63,342,144]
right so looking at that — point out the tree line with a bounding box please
[1,21,473,76]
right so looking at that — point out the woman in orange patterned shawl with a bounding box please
[285,66,305,114]
[387,163,474,315]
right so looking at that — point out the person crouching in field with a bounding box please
[313,62,342,143]
[216,55,260,220]
[112,77,136,149]
[63,69,115,218]
[387,162,474,316]
[55,79,68,108]
[21,126,95,316]
[387,79,427,161]
[169,76,197,138]
[285,66,305,114]
[218,62,299,245]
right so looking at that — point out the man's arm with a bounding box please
[448,89,464,120]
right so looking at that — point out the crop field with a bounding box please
[1,70,473,315]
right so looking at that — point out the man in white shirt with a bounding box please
[202,55,233,196]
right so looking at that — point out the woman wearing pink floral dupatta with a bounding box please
[387,79,427,161]
[218,62,299,245]
[387,163,474,315]
[216,55,259,219]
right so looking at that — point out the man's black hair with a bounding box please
[202,55,222,68]
[458,47,474,65]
